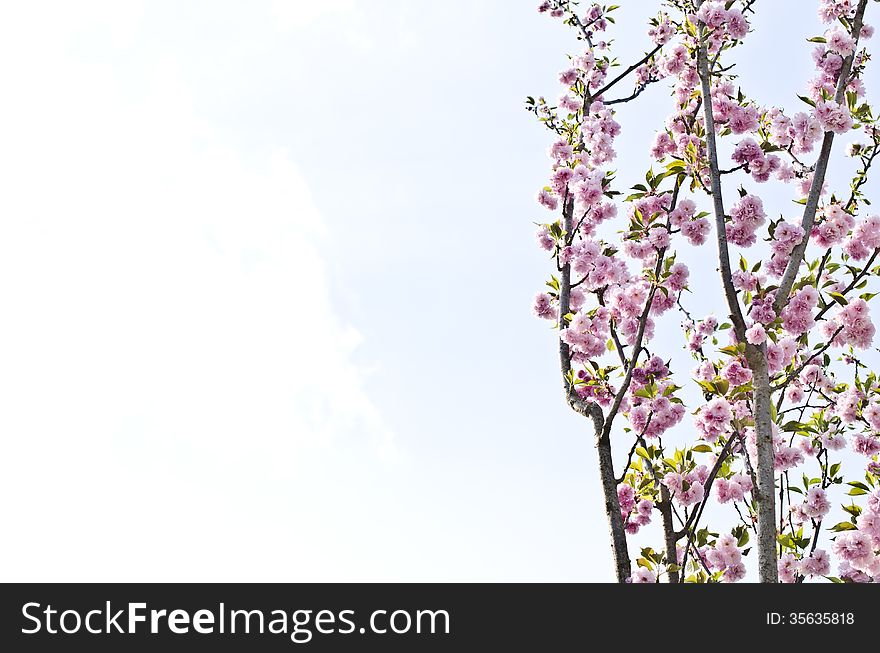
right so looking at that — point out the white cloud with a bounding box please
[271,0,357,31]
[0,3,392,580]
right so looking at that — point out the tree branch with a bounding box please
[773,0,869,314]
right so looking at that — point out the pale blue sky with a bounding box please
[0,1,875,582]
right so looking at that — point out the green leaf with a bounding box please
[798,94,817,108]
[829,522,857,532]
[692,444,713,453]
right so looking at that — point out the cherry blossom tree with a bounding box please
[529,0,880,582]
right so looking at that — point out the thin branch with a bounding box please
[773,0,869,314]
[772,326,844,409]
[696,25,748,340]
[591,44,664,101]
[676,435,737,538]
[815,248,880,321]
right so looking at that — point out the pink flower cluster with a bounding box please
[629,567,656,583]
[834,497,880,581]
[765,336,798,375]
[818,0,853,24]
[835,387,863,423]
[695,2,750,41]
[823,298,876,349]
[844,215,880,260]
[711,83,760,135]
[648,15,673,45]
[704,534,747,582]
[582,103,622,166]
[535,225,556,252]
[533,292,557,320]
[664,465,709,507]
[715,474,752,504]
[726,194,766,248]
[624,357,686,439]
[686,315,718,352]
[561,306,612,361]
[811,203,855,248]
[779,549,832,583]
[816,100,854,135]
[803,487,832,519]
[745,322,767,345]
[618,483,653,535]
[827,27,857,56]
[731,269,762,292]
[780,286,818,336]
[767,221,805,277]
[566,238,629,291]
[730,137,782,184]
[659,44,689,78]
[670,198,711,246]
[721,359,752,386]
[853,433,880,457]
[607,282,657,346]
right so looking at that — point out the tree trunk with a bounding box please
[593,408,632,583]
[659,487,679,583]
[558,196,631,582]
[746,345,779,582]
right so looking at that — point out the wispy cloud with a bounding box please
[0,2,392,580]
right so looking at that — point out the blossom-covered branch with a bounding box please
[530,0,880,584]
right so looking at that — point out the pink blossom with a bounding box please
[854,434,880,457]
[533,293,557,320]
[648,16,674,45]
[780,286,818,336]
[629,567,656,583]
[559,68,579,86]
[818,0,852,24]
[826,28,856,56]
[681,218,710,246]
[749,296,777,324]
[815,100,853,135]
[721,360,752,387]
[731,138,763,165]
[696,2,729,29]
[803,487,831,519]
[821,431,847,451]
[745,323,767,345]
[778,553,799,583]
[831,299,875,349]
[833,531,875,566]
[535,225,555,251]
[799,550,831,578]
[725,9,749,40]
[716,473,751,504]
[786,385,805,405]
[559,94,583,113]
[538,189,558,211]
